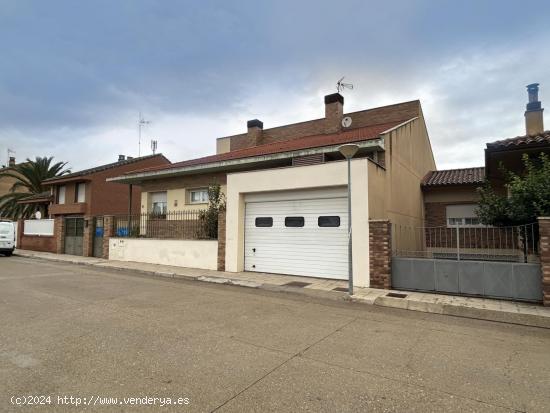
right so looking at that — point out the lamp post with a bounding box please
[338,144,359,295]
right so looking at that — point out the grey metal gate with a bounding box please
[392,258,542,301]
[64,217,84,256]
[93,217,104,258]
[391,223,542,302]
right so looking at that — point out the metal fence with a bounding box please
[392,223,539,263]
[112,210,215,240]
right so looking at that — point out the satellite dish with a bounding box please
[35,210,42,220]
[341,116,353,128]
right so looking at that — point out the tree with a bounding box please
[198,183,226,239]
[476,153,550,226]
[0,157,70,219]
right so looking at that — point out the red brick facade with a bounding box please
[225,100,420,152]
[539,217,550,306]
[369,220,392,289]
[16,220,57,253]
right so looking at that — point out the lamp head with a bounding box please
[338,144,359,159]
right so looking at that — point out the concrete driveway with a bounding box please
[1,257,550,412]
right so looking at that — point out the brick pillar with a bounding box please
[369,220,392,289]
[103,215,114,259]
[16,219,24,249]
[217,210,226,271]
[538,217,550,306]
[82,216,94,257]
[54,216,65,254]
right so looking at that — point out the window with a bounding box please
[318,216,341,227]
[255,217,273,227]
[76,183,86,203]
[150,191,167,215]
[285,217,304,227]
[58,186,66,204]
[446,204,484,227]
[189,188,209,204]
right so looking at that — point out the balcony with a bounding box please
[49,202,87,215]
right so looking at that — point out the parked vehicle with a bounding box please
[0,221,15,256]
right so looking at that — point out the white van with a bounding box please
[0,221,15,256]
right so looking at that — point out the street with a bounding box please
[1,257,549,412]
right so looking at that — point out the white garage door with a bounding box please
[244,189,348,279]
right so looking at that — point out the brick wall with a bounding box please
[82,216,94,257]
[539,217,550,306]
[19,234,56,253]
[369,220,392,289]
[54,217,65,254]
[226,100,420,152]
[217,210,226,271]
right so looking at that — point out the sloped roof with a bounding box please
[486,131,550,151]
[422,167,485,187]
[129,121,404,176]
[43,154,169,184]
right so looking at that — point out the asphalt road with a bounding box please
[1,257,550,412]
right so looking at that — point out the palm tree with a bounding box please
[0,157,70,219]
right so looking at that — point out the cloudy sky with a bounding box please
[1,0,549,171]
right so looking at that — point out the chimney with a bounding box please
[247,119,263,146]
[525,83,544,135]
[8,157,15,167]
[324,93,344,133]
[118,154,126,162]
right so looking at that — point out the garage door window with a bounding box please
[255,217,273,227]
[285,217,304,227]
[318,216,340,227]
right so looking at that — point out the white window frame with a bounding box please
[58,185,66,204]
[188,188,209,204]
[150,191,168,215]
[76,183,86,203]
[446,204,485,228]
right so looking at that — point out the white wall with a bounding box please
[109,238,218,270]
[225,159,370,287]
[24,219,54,236]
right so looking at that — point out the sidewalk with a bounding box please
[14,249,550,329]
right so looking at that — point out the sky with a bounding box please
[1,0,549,171]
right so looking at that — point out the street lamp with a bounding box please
[338,144,359,295]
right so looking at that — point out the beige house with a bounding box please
[109,93,436,287]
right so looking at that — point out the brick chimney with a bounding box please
[247,119,263,146]
[8,156,15,167]
[324,93,344,133]
[525,83,544,135]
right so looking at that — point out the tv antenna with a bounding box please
[151,139,158,155]
[336,77,354,93]
[138,112,151,157]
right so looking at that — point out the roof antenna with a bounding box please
[336,76,354,94]
[151,139,158,155]
[138,112,151,157]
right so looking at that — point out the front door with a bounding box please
[64,217,84,256]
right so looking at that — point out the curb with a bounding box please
[14,251,550,329]
[371,295,550,329]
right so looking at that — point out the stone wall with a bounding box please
[369,220,392,289]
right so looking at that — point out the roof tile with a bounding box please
[422,167,485,187]
[131,121,403,175]
[486,130,550,150]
